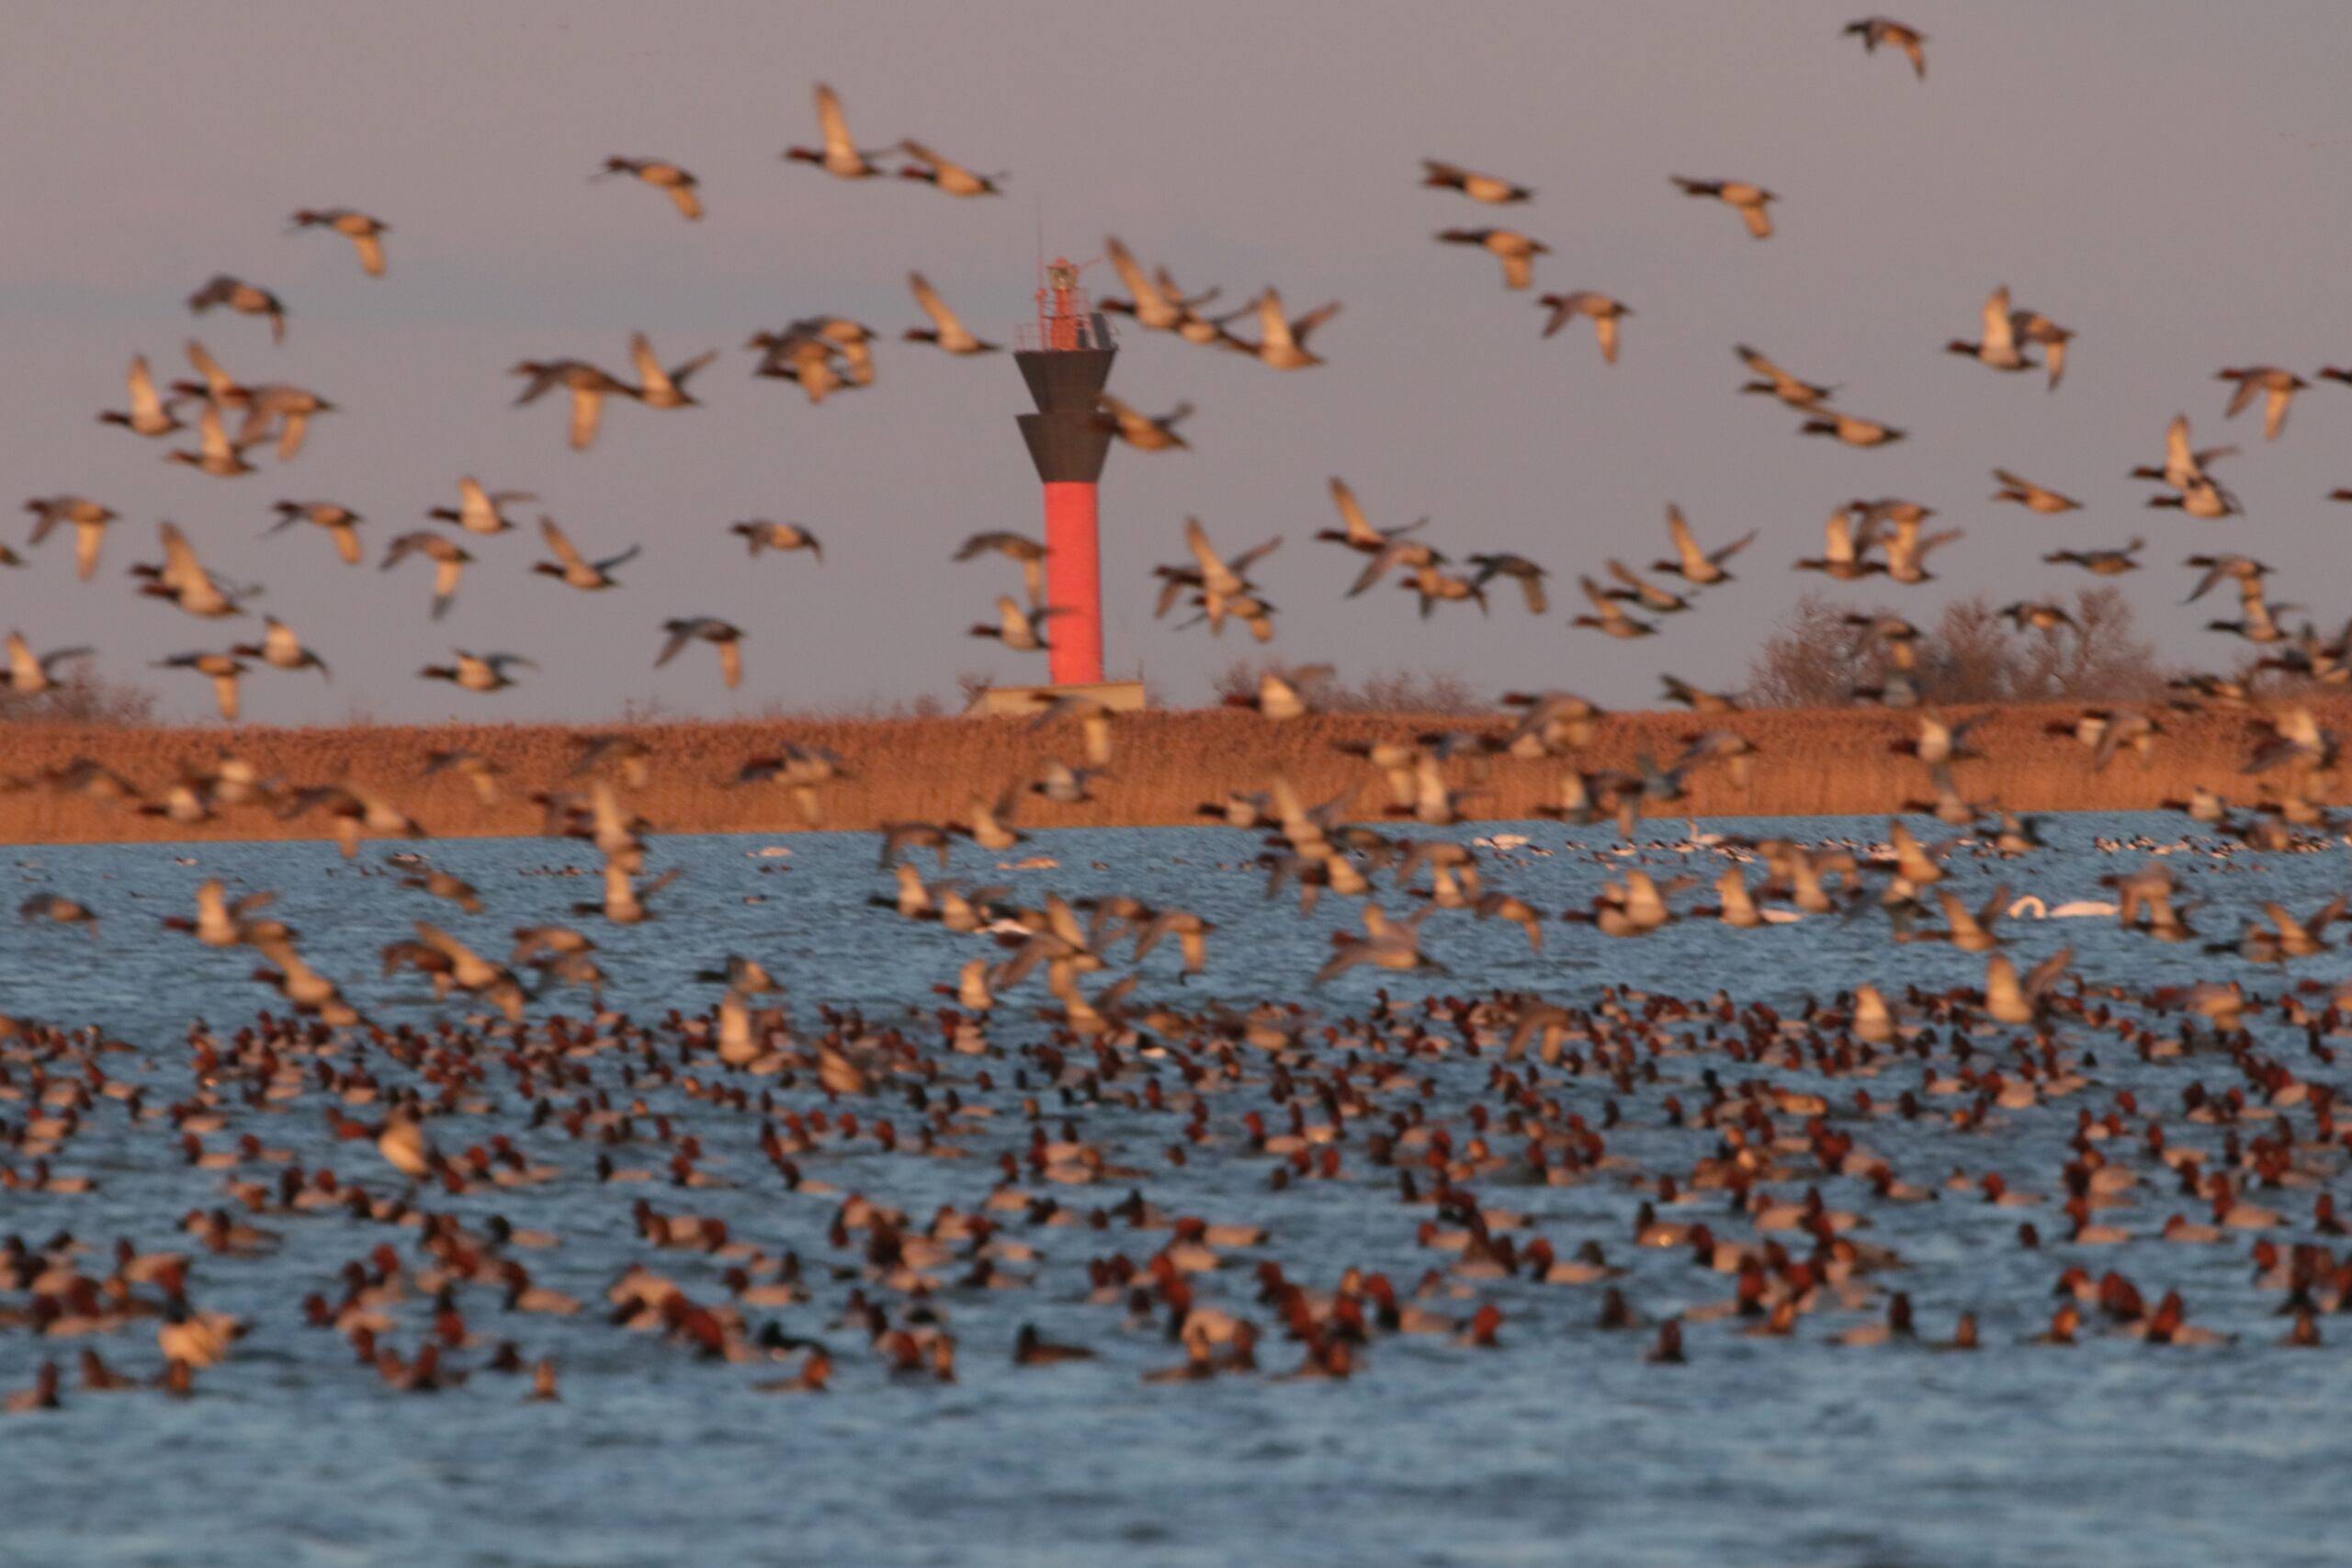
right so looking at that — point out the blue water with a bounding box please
[2,814,2347,1567]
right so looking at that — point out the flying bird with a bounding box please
[2,632,92,695]
[187,276,288,343]
[98,355,185,438]
[532,516,640,591]
[903,274,1000,355]
[136,523,254,618]
[1799,411,1905,447]
[1097,395,1193,452]
[731,520,823,560]
[166,402,262,478]
[1536,292,1631,363]
[969,595,1059,653]
[1945,286,2037,372]
[154,651,247,721]
[897,140,1003,197]
[419,650,534,694]
[1573,575,1657,638]
[1736,344,1833,409]
[1420,159,1532,204]
[267,501,366,564]
[657,617,745,688]
[25,497,115,581]
[1651,505,1755,586]
[1434,228,1550,290]
[1843,17,1927,77]
[288,209,389,276]
[380,531,473,620]
[1671,177,1776,239]
[428,477,533,536]
[1464,553,1549,613]
[1990,469,2080,513]
[594,157,703,220]
[2215,367,2308,441]
[782,84,885,179]
[1237,288,1340,370]
[511,359,637,451]
[630,333,717,409]
[230,615,331,680]
[955,532,1049,605]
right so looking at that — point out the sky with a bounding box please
[4,0,2350,725]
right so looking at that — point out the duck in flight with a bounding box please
[783,84,888,179]
[532,516,640,591]
[1537,291,1631,363]
[1671,177,1776,239]
[1843,17,1927,78]
[897,140,1004,197]
[904,273,1000,355]
[657,617,745,688]
[288,208,389,276]
[1420,159,1532,205]
[187,275,288,343]
[595,157,702,220]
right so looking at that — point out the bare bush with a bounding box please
[0,669,159,727]
[1740,594,1882,707]
[1747,587,2168,707]
[1208,659,1490,714]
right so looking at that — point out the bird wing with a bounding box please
[1257,290,1294,351]
[1185,517,1236,590]
[1329,477,1375,545]
[128,356,166,422]
[908,273,956,333]
[539,515,586,572]
[159,522,203,584]
[1665,505,1707,575]
[718,638,742,689]
[1103,236,1164,314]
[1981,287,2016,357]
[630,333,673,398]
[2165,415,2193,474]
[816,84,854,161]
[1289,299,1341,343]
[570,387,605,451]
[1824,514,1857,563]
[185,339,236,400]
[1348,538,1408,597]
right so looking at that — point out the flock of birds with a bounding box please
[6,18,2352,1419]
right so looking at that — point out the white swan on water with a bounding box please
[2007,895,2120,919]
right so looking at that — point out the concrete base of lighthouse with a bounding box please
[962,679,1148,719]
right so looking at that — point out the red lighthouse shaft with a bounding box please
[1014,259,1117,688]
[1041,482,1103,685]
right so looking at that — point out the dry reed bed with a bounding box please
[0,700,2342,848]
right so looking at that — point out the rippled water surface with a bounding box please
[4,814,2349,1568]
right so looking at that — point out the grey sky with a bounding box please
[6,1,2349,725]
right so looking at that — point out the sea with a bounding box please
[1,813,2346,1568]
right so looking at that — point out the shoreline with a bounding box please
[0,701,2334,848]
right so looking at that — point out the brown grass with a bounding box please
[1,699,2343,848]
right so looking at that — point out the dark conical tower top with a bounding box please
[1015,258,1117,484]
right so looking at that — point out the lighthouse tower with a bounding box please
[970,256,1147,715]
